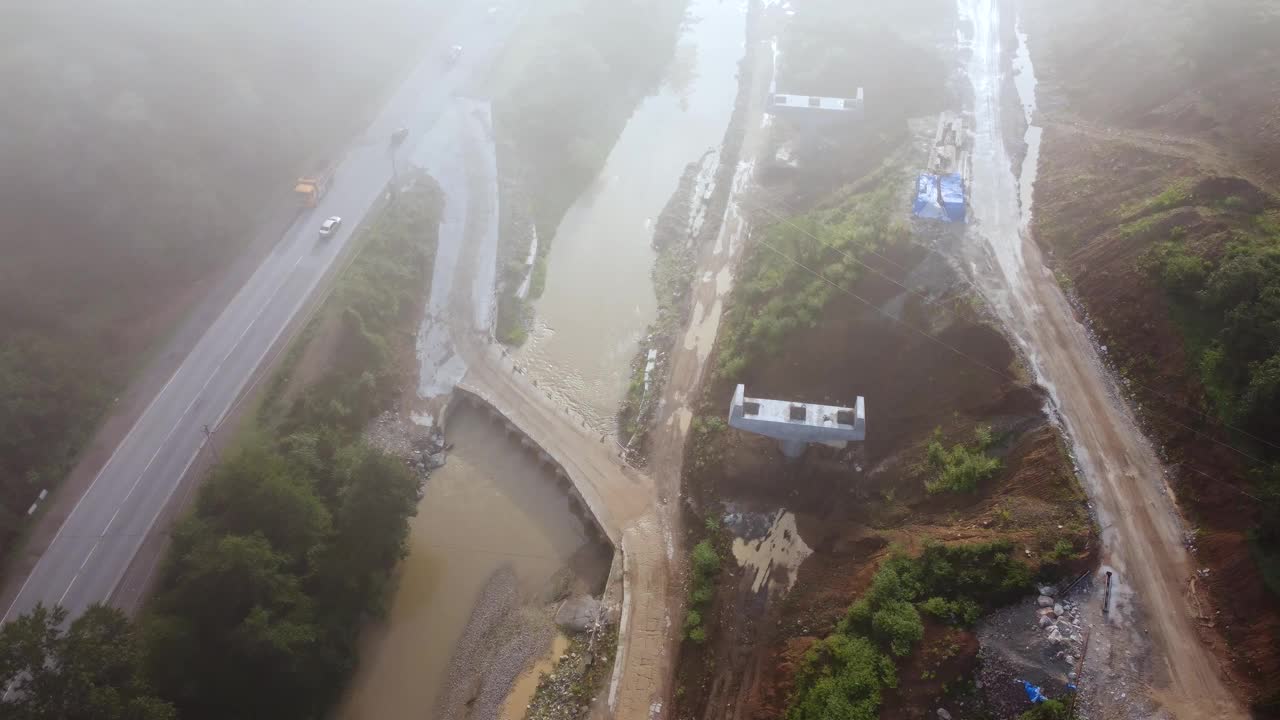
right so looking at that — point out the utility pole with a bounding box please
[203,424,221,465]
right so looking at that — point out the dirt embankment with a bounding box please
[1022,0,1280,708]
[676,242,1092,720]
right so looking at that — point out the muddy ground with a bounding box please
[674,227,1093,719]
[1022,0,1280,707]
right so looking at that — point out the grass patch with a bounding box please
[716,177,908,380]
[1139,198,1280,595]
[788,541,1033,720]
[923,426,1001,495]
[683,538,722,645]
[1118,179,1192,218]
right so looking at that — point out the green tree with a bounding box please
[787,634,896,720]
[0,604,175,720]
[194,444,331,565]
[312,443,420,621]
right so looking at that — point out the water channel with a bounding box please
[340,2,750,716]
[514,0,748,434]
[336,406,611,720]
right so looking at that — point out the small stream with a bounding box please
[336,406,610,720]
[514,0,748,434]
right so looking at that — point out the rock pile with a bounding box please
[524,641,594,720]
[363,410,448,481]
[1034,585,1086,674]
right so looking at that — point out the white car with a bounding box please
[319,216,342,238]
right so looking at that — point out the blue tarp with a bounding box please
[912,173,945,220]
[1022,680,1047,704]
[940,173,966,222]
[912,172,965,223]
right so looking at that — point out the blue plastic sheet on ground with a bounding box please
[1022,680,1048,704]
[912,173,946,220]
[940,173,966,222]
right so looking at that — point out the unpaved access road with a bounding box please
[961,0,1245,716]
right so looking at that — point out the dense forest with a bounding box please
[0,0,443,568]
[1,169,440,719]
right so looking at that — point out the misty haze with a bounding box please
[1,1,1278,719]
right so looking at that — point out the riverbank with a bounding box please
[507,0,749,437]
[488,0,691,345]
[617,0,768,460]
[335,402,613,720]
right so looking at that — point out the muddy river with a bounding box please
[514,0,748,433]
[336,406,610,720]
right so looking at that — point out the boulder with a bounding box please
[937,709,952,720]
[555,595,603,632]
[1054,603,1064,616]
[1038,595,1055,607]
[1039,585,1058,597]
[1039,615,1054,628]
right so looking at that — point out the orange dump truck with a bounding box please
[295,164,336,207]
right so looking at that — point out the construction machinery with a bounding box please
[295,164,336,208]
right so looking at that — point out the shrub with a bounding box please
[787,635,896,720]
[684,539,722,644]
[924,427,1002,494]
[1020,698,1070,720]
[870,600,923,656]
[786,541,1033,719]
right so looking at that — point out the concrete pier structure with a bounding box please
[727,384,865,458]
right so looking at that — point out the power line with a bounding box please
[739,215,1277,506]
[745,182,1280,456]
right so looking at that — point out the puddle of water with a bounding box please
[728,509,813,596]
[515,0,748,434]
[499,633,570,720]
[336,407,610,720]
[1012,22,1041,235]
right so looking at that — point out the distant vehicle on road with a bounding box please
[319,216,342,238]
[295,164,337,207]
[445,44,463,66]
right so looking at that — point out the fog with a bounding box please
[0,0,442,341]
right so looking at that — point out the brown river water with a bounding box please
[339,1,749,716]
[514,0,748,435]
[336,406,610,720]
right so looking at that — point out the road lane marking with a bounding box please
[80,543,99,571]
[57,575,78,606]
[3,239,311,622]
[0,362,187,623]
[103,507,123,535]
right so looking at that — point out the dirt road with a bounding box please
[960,0,1245,716]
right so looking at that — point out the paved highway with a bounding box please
[2,2,518,624]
